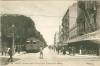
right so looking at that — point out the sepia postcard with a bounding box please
[0,0,100,66]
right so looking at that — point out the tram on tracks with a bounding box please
[25,37,44,53]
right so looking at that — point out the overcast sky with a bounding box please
[0,0,77,45]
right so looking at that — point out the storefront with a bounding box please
[67,30,100,56]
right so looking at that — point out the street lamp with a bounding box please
[12,24,15,55]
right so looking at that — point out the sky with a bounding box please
[0,0,77,45]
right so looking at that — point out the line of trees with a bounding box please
[1,14,47,48]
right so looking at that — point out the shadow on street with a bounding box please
[0,57,20,66]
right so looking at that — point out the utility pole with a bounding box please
[0,14,1,53]
[12,24,15,55]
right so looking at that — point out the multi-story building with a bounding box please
[61,3,78,43]
[54,32,60,47]
[68,3,78,40]
[54,25,64,51]
[59,25,64,45]
[61,0,100,56]
[62,9,69,43]
[74,0,99,55]
[77,0,97,35]
[96,1,100,29]
[74,1,99,55]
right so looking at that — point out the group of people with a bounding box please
[1,48,9,56]
[48,45,76,56]
[55,47,66,55]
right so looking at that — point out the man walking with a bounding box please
[8,48,13,62]
[40,47,43,59]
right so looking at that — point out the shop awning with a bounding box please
[67,30,100,44]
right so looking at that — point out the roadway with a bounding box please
[0,47,100,66]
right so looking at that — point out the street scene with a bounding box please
[0,0,100,66]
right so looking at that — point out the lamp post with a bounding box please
[12,24,15,55]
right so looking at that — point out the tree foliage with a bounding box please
[1,14,47,47]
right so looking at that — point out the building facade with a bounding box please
[62,9,69,44]
[68,3,78,40]
[54,32,59,47]
[96,1,100,29]
[77,0,97,35]
[61,0,100,56]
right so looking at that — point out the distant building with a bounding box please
[54,32,60,47]
[54,32,57,47]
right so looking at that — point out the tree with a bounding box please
[1,14,47,48]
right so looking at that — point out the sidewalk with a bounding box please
[56,54,100,59]
[0,52,26,57]
[0,52,26,66]
[49,50,100,59]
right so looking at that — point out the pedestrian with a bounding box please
[57,47,60,55]
[8,48,13,62]
[40,47,43,59]
[18,48,20,54]
[62,47,66,55]
[4,48,8,56]
[72,47,75,56]
[68,47,71,55]
[1,48,4,56]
